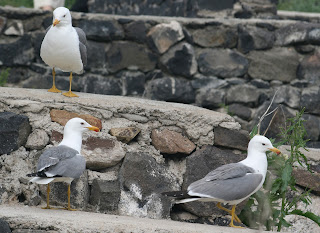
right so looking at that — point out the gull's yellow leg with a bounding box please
[62,72,78,97]
[48,68,61,93]
[64,184,77,211]
[217,202,242,223]
[229,205,244,228]
[42,184,57,209]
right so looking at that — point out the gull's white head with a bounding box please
[248,135,281,154]
[52,7,72,27]
[64,117,100,134]
[59,118,99,152]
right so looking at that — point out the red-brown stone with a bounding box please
[151,129,196,154]
[50,109,102,130]
[293,168,320,195]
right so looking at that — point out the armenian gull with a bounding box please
[27,118,99,210]
[40,7,87,97]
[163,135,281,228]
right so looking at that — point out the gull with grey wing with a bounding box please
[27,118,99,210]
[163,135,281,228]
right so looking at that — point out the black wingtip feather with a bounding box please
[26,170,48,177]
[162,191,191,198]
[26,172,37,177]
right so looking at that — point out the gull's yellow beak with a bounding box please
[53,19,60,27]
[269,147,281,155]
[87,126,100,132]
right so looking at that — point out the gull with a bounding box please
[40,7,87,97]
[163,135,281,228]
[27,118,99,210]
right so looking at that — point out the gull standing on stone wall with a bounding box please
[163,135,281,228]
[40,7,87,97]
[27,118,99,210]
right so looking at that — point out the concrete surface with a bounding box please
[0,204,270,233]
[0,87,238,148]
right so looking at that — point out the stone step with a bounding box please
[0,204,273,233]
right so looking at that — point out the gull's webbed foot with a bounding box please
[62,206,78,211]
[62,91,79,98]
[229,221,245,228]
[42,205,58,210]
[48,86,61,93]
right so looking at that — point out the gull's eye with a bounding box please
[262,143,266,146]
[63,14,66,17]
[80,122,84,125]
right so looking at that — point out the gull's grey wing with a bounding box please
[203,163,256,181]
[75,27,87,45]
[46,154,86,178]
[37,145,79,172]
[188,173,263,201]
[75,27,87,66]
[45,25,51,34]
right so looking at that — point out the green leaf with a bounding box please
[250,125,258,138]
[280,218,291,227]
[281,162,292,192]
[273,209,281,219]
[0,68,10,87]
[271,179,282,194]
[290,210,320,226]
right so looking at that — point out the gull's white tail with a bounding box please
[29,177,55,184]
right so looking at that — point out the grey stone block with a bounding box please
[196,88,225,109]
[119,152,177,219]
[90,179,120,213]
[0,219,11,233]
[0,35,34,66]
[226,84,263,107]
[238,25,274,53]
[191,25,237,48]
[297,51,320,85]
[160,42,197,78]
[198,48,248,78]
[301,87,320,115]
[106,41,157,73]
[77,19,124,42]
[248,47,299,82]
[214,127,250,151]
[147,21,184,54]
[145,77,195,104]
[124,20,150,43]
[228,104,252,121]
[0,112,31,155]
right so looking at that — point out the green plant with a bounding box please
[278,0,320,13]
[240,108,320,231]
[0,68,10,86]
[0,0,76,9]
[219,103,233,116]
[0,0,33,8]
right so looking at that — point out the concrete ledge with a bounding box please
[278,10,320,23]
[0,87,237,146]
[0,87,232,121]
[0,204,270,233]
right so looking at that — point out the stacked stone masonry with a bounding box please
[0,88,242,227]
[1,6,320,146]
[0,88,319,233]
[87,0,277,19]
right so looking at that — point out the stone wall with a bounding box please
[87,0,278,18]
[0,88,319,233]
[1,6,320,146]
[0,87,245,225]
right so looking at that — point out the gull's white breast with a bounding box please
[40,26,83,73]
